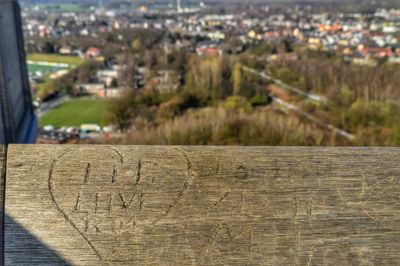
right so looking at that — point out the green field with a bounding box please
[39,99,107,128]
[28,63,67,75]
[28,54,85,66]
[54,4,86,12]
[33,4,88,13]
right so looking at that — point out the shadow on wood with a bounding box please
[4,214,71,265]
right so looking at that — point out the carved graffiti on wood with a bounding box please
[47,146,193,262]
[4,146,400,265]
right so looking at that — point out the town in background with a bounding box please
[20,0,400,146]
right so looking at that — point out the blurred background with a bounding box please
[1,0,399,146]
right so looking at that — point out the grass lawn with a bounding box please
[28,63,67,75]
[53,4,86,13]
[36,4,88,13]
[28,53,85,66]
[39,99,108,128]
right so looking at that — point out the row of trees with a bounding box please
[103,106,343,146]
[106,38,400,146]
[106,50,273,133]
[269,55,400,145]
[269,57,400,102]
[36,61,103,100]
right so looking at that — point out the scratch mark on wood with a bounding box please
[75,192,82,212]
[112,165,117,184]
[108,243,122,260]
[48,159,103,261]
[93,224,102,234]
[212,192,229,208]
[84,219,89,233]
[95,193,99,214]
[215,159,220,175]
[108,194,113,214]
[293,196,298,219]
[209,223,232,246]
[106,146,124,165]
[235,163,248,179]
[165,181,188,216]
[139,192,144,211]
[162,148,193,217]
[175,148,193,172]
[84,163,91,184]
[119,192,136,210]
[134,160,141,185]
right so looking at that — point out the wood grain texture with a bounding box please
[0,146,5,265]
[4,145,400,265]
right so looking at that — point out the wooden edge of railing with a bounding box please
[0,145,5,264]
[1,145,400,265]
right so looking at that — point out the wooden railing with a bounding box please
[1,145,400,265]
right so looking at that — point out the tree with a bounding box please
[105,90,135,132]
[184,56,223,102]
[42,41,55,54]
[232,63,243,96]
[131,38,142,51]
[75,61,103,84]
[117,53,139,89]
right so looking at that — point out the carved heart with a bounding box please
[48,146,191,262]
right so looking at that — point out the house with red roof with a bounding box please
[85,47,102,58]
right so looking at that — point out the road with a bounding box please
[36,95,69,119]
[272,97,355,141]
[243,66,327,103]
[242,66,354,141]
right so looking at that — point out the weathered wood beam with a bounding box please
[0,146,5,264]
[4,145,400,265]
